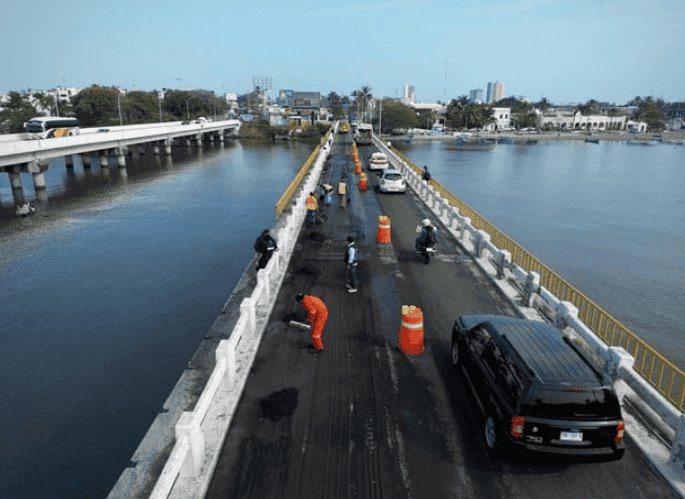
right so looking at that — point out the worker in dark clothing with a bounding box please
[422,165,431,181]
[296,293,329,351]
[344,236,358,293]
[254,229,278,271]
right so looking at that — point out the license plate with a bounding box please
[560,431,583,442]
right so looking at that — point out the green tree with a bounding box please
[632,96,666,130]
[351,85,373,122]
[327,91,344,118]
[72,85,120,126]
[124,91,159,123]
[375,101,417,133]
[0,91,37,132]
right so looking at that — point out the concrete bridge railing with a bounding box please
[144,126,337,499]
[376,137,685,478]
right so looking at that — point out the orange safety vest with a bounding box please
[306,195,318,211]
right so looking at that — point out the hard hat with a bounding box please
[422,218,432,227]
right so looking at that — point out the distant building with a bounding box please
[469,89,483,103]
[402,85,415,105]
[537,108,628,131]
[225,93,238,115]
[489,107,511,130]
[486,81,505,104]
[277,89,294,108]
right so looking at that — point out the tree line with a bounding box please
[0,85,227,132]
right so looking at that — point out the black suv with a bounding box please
[451,315,625,460]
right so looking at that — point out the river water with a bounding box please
[0,141,311,498]
[0,137,683,497]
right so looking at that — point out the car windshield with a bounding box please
[383,173,402,181]
[524,387,619,419]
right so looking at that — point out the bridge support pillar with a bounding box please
[65,154,74,168]
[153,142,160,155]
[196,133,203,147]
[9,170,26,206]
[100,151,109,167]
[83,153,92,168]
[164,139,172,155]
[117,148,127,167]
[208,133,214,143]
[186,138,192,148]
[28,161,48,192]
[218,130,225,143]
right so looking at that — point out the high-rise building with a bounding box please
[469,88,483,103]
[486,81,506,103]
[402,85,415,104]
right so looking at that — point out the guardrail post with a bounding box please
[475,230,491,258]
[215,340,233,386]
[605,347,635,403]
[460,217,471,244]
[522,271,540,307]
[240,297,256,335]
[670,415,685,465]
[495,250,511,279]
[258,270,270,303]
[555,300,578,329]
[176,412,205,477]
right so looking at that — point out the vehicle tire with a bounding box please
[451,339,460,368]
[610,448,625,461]
[484,413,500,455]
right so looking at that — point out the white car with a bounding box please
[368,152,389,171]
[378,169,406,193]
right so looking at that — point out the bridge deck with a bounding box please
[206,136,675,498]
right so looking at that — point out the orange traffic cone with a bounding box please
[376,215,391,244]
[398,305,424,355]
[359,172,368,191]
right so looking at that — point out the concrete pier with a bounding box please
[117,148,127,167]
[100,151,109,167]
[9,170,26,205]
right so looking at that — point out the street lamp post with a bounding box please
[186,96,196,122]
[158,89,165,122]
[117,93,123,126]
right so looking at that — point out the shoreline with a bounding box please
[383,129,685,144]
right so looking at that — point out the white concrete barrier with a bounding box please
[374,136,685,482]
[146,129,335,498]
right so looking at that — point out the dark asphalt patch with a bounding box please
[259,387,299,421]
[307,231,326,242]
[295,265,320,276]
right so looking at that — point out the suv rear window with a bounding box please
[524,387,619,419]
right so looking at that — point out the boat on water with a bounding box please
[585,137,600,144]
[452,136,497,151]
[497,136,513,144]
[627,138,656,146]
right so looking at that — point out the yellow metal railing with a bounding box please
[275,130,332,217]
[393,148,685,411]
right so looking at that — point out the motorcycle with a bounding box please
[416,242,437,264]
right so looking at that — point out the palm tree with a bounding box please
[351,85,372,123]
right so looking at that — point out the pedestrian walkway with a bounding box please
[205,136,676,499]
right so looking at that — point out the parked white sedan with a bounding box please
[378,169,406,193]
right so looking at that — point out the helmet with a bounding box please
[422,218,432,227]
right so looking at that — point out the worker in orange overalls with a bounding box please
[296,293,329,351]
[305,192,318,224]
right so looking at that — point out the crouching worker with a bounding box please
[254,229,278,271]
[296,293,329,351]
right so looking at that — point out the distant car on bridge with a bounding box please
[451,315,625,460]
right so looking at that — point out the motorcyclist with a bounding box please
[415,218,438,252]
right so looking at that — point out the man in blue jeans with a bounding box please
[345,235,358,293]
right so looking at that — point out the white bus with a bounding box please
[24,117,80,139]
[355,123,373,145]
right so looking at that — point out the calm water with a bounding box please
[0,141,311,497]
[1,138,683,497]
[397,139,685,368]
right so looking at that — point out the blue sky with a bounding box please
[2,0,684,104]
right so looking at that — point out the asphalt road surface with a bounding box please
[206,135,676,498]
